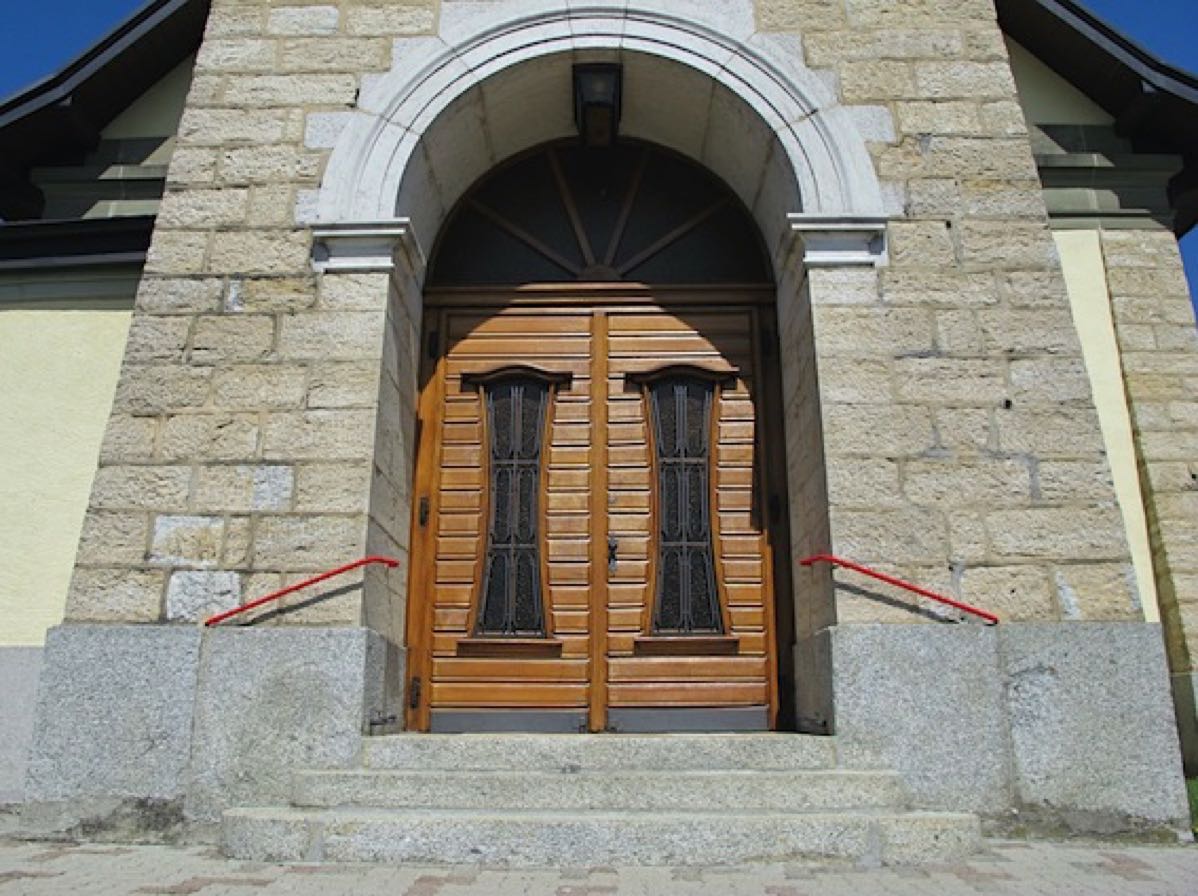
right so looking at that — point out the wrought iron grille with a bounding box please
[478,378,549,635]
[649,377,723,633]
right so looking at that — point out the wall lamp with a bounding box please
[573,63,623,147]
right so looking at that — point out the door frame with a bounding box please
[403,284,793,732]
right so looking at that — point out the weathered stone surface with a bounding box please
[212,365,307,410]
[90,466,192,511]
[277,312,385,361]
[1003,623,1190,831]
[0,646,43,803]
[193,465,294,512]
[294,463,373,513]
[208,230,311,275]
[76,511,149,566]
[252,515,367,570]
[66,568,165,622]
[151,515,226,567]
[166,571,243,622]
[24,626,202,804]
[160,413,260,462]
[224,806,979,866]
[267,5,340,36]
[186,627,387,821]
[262,410,376,460]
[828,622,1191,834]
[344,4,436,35]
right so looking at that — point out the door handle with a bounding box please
[608,536,618,573]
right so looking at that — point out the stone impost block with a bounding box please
[185,627,390,822]
[23,626,203,828]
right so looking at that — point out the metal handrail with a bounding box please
[799,553,999,625]
[203,555,400,627]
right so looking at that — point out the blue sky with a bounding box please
[0,0,1195,309]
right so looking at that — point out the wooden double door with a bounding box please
[406,292,789,732]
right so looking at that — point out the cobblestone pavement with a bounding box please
[2,837,1198,895]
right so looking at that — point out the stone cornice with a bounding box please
[310,220,426,276]
[786,214,889,268]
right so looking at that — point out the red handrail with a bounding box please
[203,555,400,627]
[800,553,999,625]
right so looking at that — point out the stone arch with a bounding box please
[314,2,889,272]
[312,3,892,730]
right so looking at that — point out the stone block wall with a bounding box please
[766,0,1140,626]
[1102,228,1198,770]
[64,0,1141,649]
[65,2,438,636]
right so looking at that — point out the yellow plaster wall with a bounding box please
[1053,230,1159,622]
[0,302,133,645]
[1006,38,1114,125]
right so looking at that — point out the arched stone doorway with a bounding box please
[405,140,793,732]
[310,11,891,734]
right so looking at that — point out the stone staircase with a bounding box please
[222,733,981,866]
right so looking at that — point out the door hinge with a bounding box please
[408,676,422,709]
[419,496,430,527]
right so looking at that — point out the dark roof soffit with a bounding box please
[996,0,1198,123]
[997,0,1198,236]
[0,0,208,125]
[0,0,209,196]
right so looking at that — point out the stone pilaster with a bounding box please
[1101,228,1198,772]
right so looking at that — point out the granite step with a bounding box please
[223,806,981,867]
[361,732,842,771]
[292,768,908,812]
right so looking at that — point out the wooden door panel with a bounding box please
[420,310,596,719]
[409,303,781,731]
[605,309,775,722]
